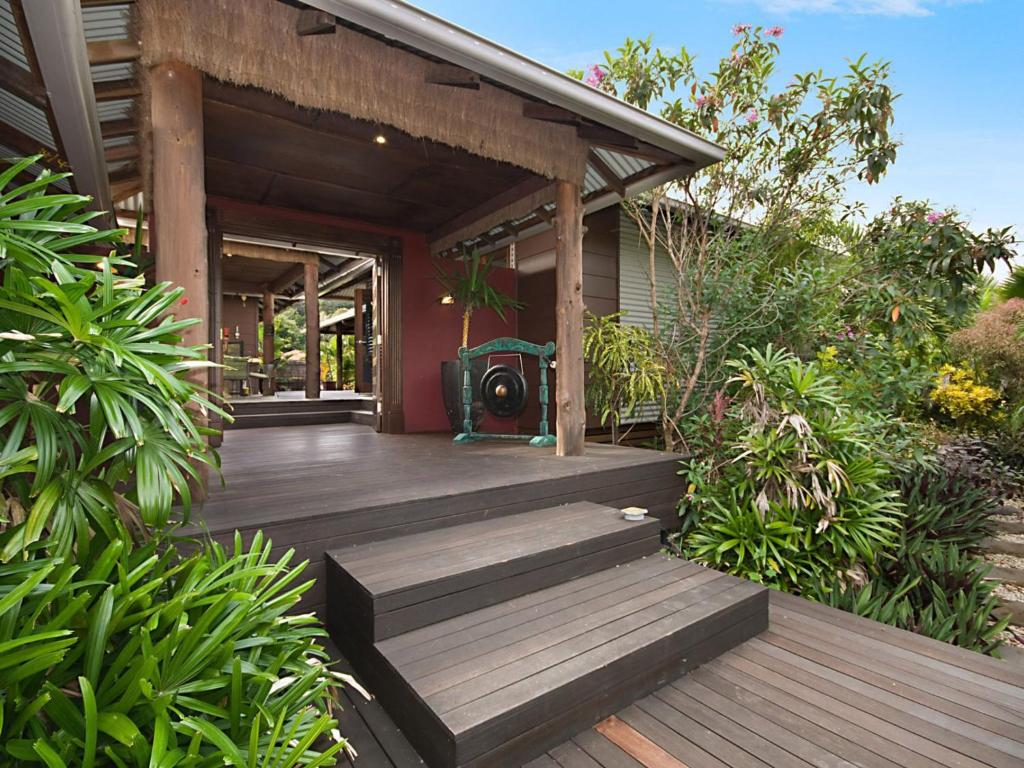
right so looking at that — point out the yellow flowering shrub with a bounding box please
[816,345,839,370]
[929,364,1000,421]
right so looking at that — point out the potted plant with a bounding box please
[435,250,523,431]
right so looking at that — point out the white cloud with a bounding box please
[717,0,978,16]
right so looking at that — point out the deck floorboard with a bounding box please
[329,591,1024,768]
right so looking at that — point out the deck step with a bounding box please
[228,396,374,416]
[327,502,661,641]
[350,409,377,427]
[331,556,767,768]
[226,409,358,429]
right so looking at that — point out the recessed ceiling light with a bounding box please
[373,134,387,145]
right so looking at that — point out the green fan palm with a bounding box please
[1000,265,1024,301]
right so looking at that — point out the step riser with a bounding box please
[229,400,373,415]
[330,534,660,642]
[463,592,767,767]
[350,409,377,427]
[332,585,767,768]
[227,411,355,429]
[328,504,661,642]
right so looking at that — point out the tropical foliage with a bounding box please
[582,312,665,444]
[0,157,353,764]
[577,26,1020,653]
[677,346,902,592]
[434,250,522,349]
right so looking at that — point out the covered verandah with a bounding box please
[24,0,723,458]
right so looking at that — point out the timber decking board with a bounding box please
[349,556,767,767]
[191,423,682,533]
[328,503,661,640]
[326,590,1024,768]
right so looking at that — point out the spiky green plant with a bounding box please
[0,157,355,764]
[434,250,523,349]
[0,156,226,560]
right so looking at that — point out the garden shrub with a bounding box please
[928,364,1001,425]
[0,158,353,764]
[809,462,1009,655]
[949,299,1024,405]
[935,436,1024,503]
[1,530,356,765]
[811,543,1009,655]
[676,345,903,592]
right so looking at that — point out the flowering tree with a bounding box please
[577,26,1016,451]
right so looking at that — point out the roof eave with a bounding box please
[301,0,725,171]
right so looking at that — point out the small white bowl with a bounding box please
[622,506,647,522]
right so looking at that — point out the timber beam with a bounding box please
[296,9,335,36]
[586,149,626,197]
[426,63,480,89]
[0,55,46,108]
[86,39,140,65]
[221,240,319,267]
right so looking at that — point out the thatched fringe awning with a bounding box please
[137,0,588,184]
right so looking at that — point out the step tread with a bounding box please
[371,556,766,764]
[332,502,655,599]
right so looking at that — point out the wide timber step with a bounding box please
[329,555,767,768]
[226,396,376,429]
[327,502,661,641]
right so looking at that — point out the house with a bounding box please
[1,1,1021,767]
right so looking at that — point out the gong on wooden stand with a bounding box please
[453,337,556,447]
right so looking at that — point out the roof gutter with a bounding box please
[301,0,725,170]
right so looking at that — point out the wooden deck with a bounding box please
[189,423,683,614]
[335,590,1024,768]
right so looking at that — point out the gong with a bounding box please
[480,364,528,418]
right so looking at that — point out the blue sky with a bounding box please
[416,0,1022,277]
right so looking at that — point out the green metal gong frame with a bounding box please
[454,337,557,447]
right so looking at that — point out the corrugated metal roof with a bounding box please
[583,165,606,196]
[594,147,654,180]
[0,86,53,147]
[0,0,28,70]
[96,98,133,122]
[90,61,133,83]
[81,3,131,41]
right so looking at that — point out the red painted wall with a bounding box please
[401,234,519,433]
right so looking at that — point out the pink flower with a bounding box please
[745,108,759,124]
[584,64,606,87]
[765,26,784,37]
[696,95,708,108]
[926,211,942,224]
[732,23,751,35]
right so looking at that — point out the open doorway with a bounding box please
[211,222,388,431]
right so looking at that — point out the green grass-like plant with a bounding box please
[0,157,355,763]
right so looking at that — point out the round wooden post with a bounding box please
[554,180,585,456]
[304,261,320,399]
[151,60,208,374]
[150,60,208,490]
[263,290,276,394]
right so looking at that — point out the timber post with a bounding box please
[150,59,209,487]
[554,179,585,457]
[304,260,320,398]
[151,60,208,372]
[263,289,276,394]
